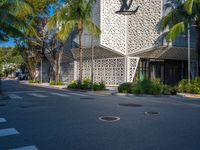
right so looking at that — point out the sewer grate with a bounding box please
[80,97,95,100]
[119,103,142,107]
[145,111,160,115]
[99,116,120,122]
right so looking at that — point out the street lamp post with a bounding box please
[188,24,191,84]
[91,35,94,91]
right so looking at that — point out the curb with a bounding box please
[177,93,200,99]
[19,81,69,91]
[19,81,114,94]
[114,93,175,98]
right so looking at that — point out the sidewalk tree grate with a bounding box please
[119,103,142,107]
[99,116,120,122]
[145,112,160,115]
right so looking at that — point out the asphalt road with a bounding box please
[0,80,200,150]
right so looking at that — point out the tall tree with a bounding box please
[0,0,34,41]
[161,0,200,74]
[15,0,57,80]
[43,29,64,83]
[48,0,101,82]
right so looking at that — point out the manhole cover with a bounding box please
[99,116,120,122]
[0,104,6,106]
[80,97,95,100]
[145,111,160,115]
[119,103,142,107]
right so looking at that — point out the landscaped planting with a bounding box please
[118,79,177,95]
[178,77,200,94]
[29,80,40,84]
[49,80,65,86]
[68,79,106,91]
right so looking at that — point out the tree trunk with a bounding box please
[57,46,64,83]
[79,29,83,82]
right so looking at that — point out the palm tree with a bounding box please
[48,0,101,82]
[0,0,34,41]
[161,0,200,74]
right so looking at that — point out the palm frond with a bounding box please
[166,22,186,41]
[57,20,76,41]
[84,19,101,37]
[184,0,194,15]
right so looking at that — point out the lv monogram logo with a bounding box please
[116,0,139,15]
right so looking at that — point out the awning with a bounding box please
[130,46,197,60]
[71,47,123,60]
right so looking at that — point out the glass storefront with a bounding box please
[136,59,188,85]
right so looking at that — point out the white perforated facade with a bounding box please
[60,0,188,86]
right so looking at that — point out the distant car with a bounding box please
[18,73,28,80]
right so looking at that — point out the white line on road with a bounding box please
[27,93,48,98]
[8,94,22,99]
[10,145,39,150]
[49,93,69,97]
[0,128,19,137]
[0,118,6,123]
[7,91,45,94]
[68,93,87,97]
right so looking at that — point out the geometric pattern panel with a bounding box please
[127,0,162,54]
[127,57,140,82]
[76,57,126,86]
[100,0,126,55]
[61,62,74,84]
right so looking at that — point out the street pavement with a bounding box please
[0,80,200,150]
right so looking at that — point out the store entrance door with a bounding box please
[165,60,182,85]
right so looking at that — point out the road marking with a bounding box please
[68,93,87,97]
[27,93,48,98]
[7,91,44,94]
[8,94,22,99]
[10,145,39,150]
[0,128,19,137]
[49,93,69,97]
[0,118,6,123]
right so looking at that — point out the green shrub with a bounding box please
[118,79,177,95]
[93,83,101,91]
[178,77,200,94]
[68,80,78,88]
[81,78,92,90]
[99,81,106,90]
[178,79,188,93]
[118,83,134,93]
[162,85,177,95]
[93,82,106,91]
[29,80,40,83]
[50,80,65,86]
[68,79,106,91]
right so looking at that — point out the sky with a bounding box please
[0,38,15,47]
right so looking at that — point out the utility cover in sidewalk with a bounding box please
[119,103,142,107]
[145,112,160,115]
[99,116,120,122]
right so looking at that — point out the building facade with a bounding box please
[47,0,197,86]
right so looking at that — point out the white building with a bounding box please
[43,0,197,86]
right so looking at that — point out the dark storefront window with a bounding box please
[136,59,188,85]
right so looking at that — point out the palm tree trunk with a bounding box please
[79,29,83,82]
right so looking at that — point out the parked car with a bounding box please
[18,72,28,80]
